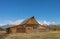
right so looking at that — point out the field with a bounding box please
[0,31,60,39]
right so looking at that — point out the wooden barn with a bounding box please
[2,16,48,34]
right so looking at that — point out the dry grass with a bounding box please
[0,31,7,39]
[4,31,60,39]
[0,31,60,39]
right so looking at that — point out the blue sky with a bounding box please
[0,0,60,25]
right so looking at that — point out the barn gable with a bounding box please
[20,16,40,25]
[25,16,39,24]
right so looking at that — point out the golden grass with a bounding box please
[4,31,60,39]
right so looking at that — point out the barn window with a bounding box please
[28,28,31,30]
[17,28,24,30]
[33,26,37,29]
[17,28,25,33]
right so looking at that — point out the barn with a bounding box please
[2,16,48,34]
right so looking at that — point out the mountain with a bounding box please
[0,24,15,30]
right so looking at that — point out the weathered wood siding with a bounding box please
[9,25,25,33]
[26,17,39,24]
[25,27,33,33]
[10,27,16,33]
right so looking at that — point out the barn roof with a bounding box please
[1,16,39,29]
[20,16,35,25]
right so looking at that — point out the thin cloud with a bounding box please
[7,19,25,25]
[0,19,25,26]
